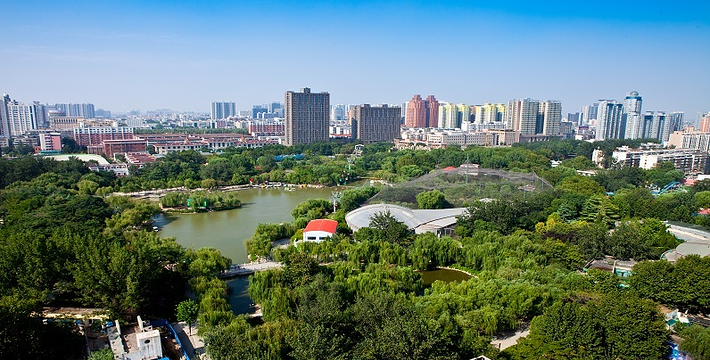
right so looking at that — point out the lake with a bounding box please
[155,186,334,314]
[155,186,334,264]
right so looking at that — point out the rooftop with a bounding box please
[45,153,110,165]
[345,203,467,234]
[304,219,338,234]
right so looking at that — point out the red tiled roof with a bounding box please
[304,219,338,234]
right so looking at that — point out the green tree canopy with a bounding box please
[416,189,447,209]
[176,299,200,335]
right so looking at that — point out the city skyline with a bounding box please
[1,1,708,117]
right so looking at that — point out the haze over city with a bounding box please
[2,0,708,117]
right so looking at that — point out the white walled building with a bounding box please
[302,219,338,243]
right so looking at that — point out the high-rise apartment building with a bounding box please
[211,101,237,120]
[331,104,346,121]
[438,102,456,129]
[474,103,506,124]
[405,95,426,128]
[623,91,643,139]
[425,95,439,128]
[668,112,684,135]
[639,111,672,142]
[700,113,710,132]
[623,91,642,113]
[596,100,625,140]
[3,96,40,137]
[0,94,10,138]
[285,87,330,146]
[252,105,268,119]
[350,104,401,143]
[580,103,599,125]
[507,98,540,135]
[541,101,562,136]
[53,103,95,118]
[405,94,439,128]
[438,103,471,129]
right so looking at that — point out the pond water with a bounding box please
[418,268,473,286]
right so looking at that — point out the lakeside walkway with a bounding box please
[112,183,327,199]
[218,260,283,278]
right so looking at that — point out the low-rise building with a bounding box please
[397,128,519,149]
[612,146,709,173]
[667,129,710,152]
[90,139,147,158]
[39,132,62,153]
[302,219,338,243]
[74,126,135,146]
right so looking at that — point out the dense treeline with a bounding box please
[1,138,706,359]
[160,190,242,211]
[507,293,667,360]
[631,255,710,312]
[0,168,233,358]
[217,138,710,359]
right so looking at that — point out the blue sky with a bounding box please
[1,0,708,119]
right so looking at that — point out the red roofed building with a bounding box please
[302,219,338,243]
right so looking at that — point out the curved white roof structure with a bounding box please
[45,154,110,166]
[345,203,467,235]
[662,222,710,262]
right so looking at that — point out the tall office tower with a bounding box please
[700,113,710,132]
[595,100,625,140]
[507,98,540,135]
[0,94,10,138]
[285,87,330,146]
[331,104,346,120]
[567,112,580,125]
[425,95,439,128]
[351,104,401,143]
[541,101,562,135]
[623,91,643,139]
[580,103,599,125]
[210,101,237,120]
[405,95,426,128]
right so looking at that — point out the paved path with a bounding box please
[666,223,710,243]
[218,261,283,278]
[172,322,208,360]
[491,328,530,351]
